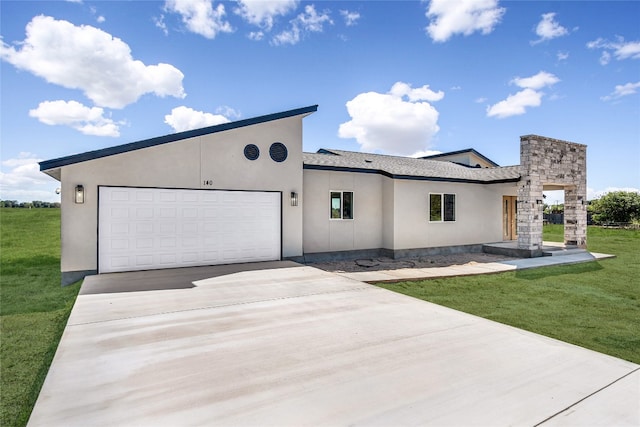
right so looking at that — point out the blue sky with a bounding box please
[1,0,639,203]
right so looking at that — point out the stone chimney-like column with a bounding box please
[518,135,587,252]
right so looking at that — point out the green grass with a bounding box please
[0,209,80,427]
[378,225,640,364]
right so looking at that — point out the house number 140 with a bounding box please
[203,180,213,186]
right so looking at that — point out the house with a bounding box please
[40,105,588,285]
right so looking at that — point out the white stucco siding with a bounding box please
[60,139,202,273]
[59,116,305,274]
[302,170,383,253]
[199,117,304,258]
[381,177,395,249]
[392,181,517,249]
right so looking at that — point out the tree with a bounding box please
[590,191,640,224]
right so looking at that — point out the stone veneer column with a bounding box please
[564,186,587,247]
[518,135,587,251]
[517,138,544,251]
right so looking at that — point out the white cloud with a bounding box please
[486,88,542,118]
[598,51,611,65]
[90,6,105,23]
[0,153,60,202]
[164,106,231,132]
[0,15,185,109]
[338,82,444,156]
[557,51,569,61]
[272,4,332,46]
[512,71,560,90]
[29,100,120,137]
[425,0,505,43]
[340,10,360,26]
[587,37,640,64]
[248,31,264,40]
[531,12,567,44]
[234,0,298,30]
[601,81,640,101]
[215,105,241,120]
[487,71,559,118]
[154,14,169,36]
[389,82,445,102]
[164,0,233,38]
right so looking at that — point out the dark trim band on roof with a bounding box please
[303,164,521,184]
[421,148,499,167]
[40,105,318,171]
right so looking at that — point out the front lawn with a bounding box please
[0,209,80,427]
[377,226,640,364]
[1,211,638,427]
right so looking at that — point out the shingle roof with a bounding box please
[303,149,522,183]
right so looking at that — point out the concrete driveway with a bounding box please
[29,262,639,426]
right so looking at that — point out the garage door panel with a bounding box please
[99,187,281,273]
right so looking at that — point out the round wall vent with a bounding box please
[244,144,260,161]
[269,142,288,162]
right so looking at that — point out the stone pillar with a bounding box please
[517,138,544,251]
[518,135,588,253]
[564,187,587,247]
[517,180,544,251]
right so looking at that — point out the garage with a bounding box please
[98,187,281,273]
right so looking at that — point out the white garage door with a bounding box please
[98,187,281,273]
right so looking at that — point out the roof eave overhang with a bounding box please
[303,164,521,184]
[39,104,318,172]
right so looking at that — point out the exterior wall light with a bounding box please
[75,185,85,204]
[290,191,298,207]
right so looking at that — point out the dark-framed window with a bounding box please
[330,191,353,219]
[429,193,455,222]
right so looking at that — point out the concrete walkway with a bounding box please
[336,250,615,283]
[28,256,638,426]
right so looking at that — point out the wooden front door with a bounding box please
[503,196,517,240]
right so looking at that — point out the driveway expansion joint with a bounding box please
[534,366,640,426]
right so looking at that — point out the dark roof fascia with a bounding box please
[302,164,521,184]
[316,149,339,155]
[421,148,499,167]
[40,105,318,171]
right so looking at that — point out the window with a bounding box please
[429,193,455,222]
[330,191,353,219]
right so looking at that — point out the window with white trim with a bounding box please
[330,191,353,219]
[429,193,455,222]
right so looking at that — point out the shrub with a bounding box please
[590,191,640,224]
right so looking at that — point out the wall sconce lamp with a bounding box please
[75,185,85,204]
[290,191,298,207]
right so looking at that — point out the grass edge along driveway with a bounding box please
[377,225,640,365]
[1,209,80,427]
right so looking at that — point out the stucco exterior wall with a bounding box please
[59,116,305,275]
[302,169,517,253]
[392,181,516,249]
[302,170,383,253]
